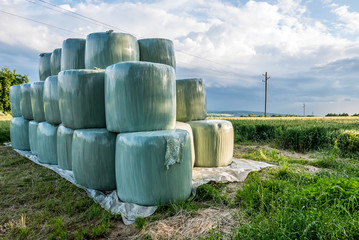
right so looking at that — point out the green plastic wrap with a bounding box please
[50,48,62,75]
[29,120,39,155]
[176,121,195,167]
[30,81,45,122]
[37,122,58,165]
[10,117,30,150]
[20,83,33,120]
[43,76,61,125]
[61,38,86,71]
[39,53,51,81]
[58,69,106,129]
[9,85,21,117]
[116,129,192,206]
[72,129,116,191]
[85,31,139,69]
[105,61,176,133]
[188,119,234,167]
[176,78,207,122]
[138,38,176,70]
[57,124,73,170]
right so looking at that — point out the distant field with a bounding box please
[0,114,12,121]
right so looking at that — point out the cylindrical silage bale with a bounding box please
[176,121,195,167]
[58,69,106,129]
[29,120,39,155]
[39,53,51,81]
[10,117,30,150]
[57,124,74,171]
[72,129,116,191]
[61,38,86,71]
[43,76,61,125]
[30,81,45,122]
[188,119,234,167]
[176,78,206,122]
[37,122,58,165]
[50,48,62,75]
[138,38,176,70]
[9,85,21,117]
[85,31,139,69]
[20,83,33,120]
[115,129,192,206]
[105,61,175,133]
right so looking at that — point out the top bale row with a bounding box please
[39,31,176,81]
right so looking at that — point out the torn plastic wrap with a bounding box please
[176,121,195,167]
[61,38,86,71]
[176,78,206,122]
[72,129,116,191]
[105,61,176,133]
[85,31,139,69]
[50,48,62,75]
[37,122,58,165]
[138,38,176,70]
[43,76,61,125]
[9,85,21,117]
[57,124,74,171]
[30,81,45,122]
[10,117,30,150]
[39,53,51,81]
[29,121,39,155]
[58,69,106,129]
[189,119,234,167]
[20,83,33,120]
[115,129,192,206]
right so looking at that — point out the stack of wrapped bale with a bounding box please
[9,30,234,207]
[176,78,234,167]
[36,47,63,166]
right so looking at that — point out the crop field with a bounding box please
[2,116,359,239]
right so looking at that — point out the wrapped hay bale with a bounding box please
[43,76,61,125]
[138,38,176,70]
[10,117,30,150]
[105,61,175,133]
[72,129,116,191]
[85,31,139,69]
[58,69,105,129]
[9,85,21,117]
[29,120,39,155]
[116,129,192,206]
[176,121,195,167]
[37,122,58,165]
[57,124,74,171]
[39,53,51,81]
[20,83,33,120]
[61,38,86,71]
[30,81,45,122]
[188,119,234,167]
[176,78,206,122]
[50,48,62,75]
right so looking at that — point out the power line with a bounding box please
[0,9,85,37]
[37,0,132,35]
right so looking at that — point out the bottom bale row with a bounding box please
[10,117,233,205]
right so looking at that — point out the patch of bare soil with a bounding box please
[235,144,315,161]
[100,222,139,239]
[132,207,237,240]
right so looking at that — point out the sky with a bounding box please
[1,0,359,116]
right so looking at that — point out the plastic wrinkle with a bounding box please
[8,143,274,225]
[61,38,86,71]
[164,133,187,170]
[10,85,21,117]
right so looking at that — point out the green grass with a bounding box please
[0,120,10,144]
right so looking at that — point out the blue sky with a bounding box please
[1,0,359,116]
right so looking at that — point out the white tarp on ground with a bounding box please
[7,143,274,225]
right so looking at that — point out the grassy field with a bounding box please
[2,116,359,239]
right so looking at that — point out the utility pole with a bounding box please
[303,103,306,117]
[263,72,270,117]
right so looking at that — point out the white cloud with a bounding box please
[331,5,359,33]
